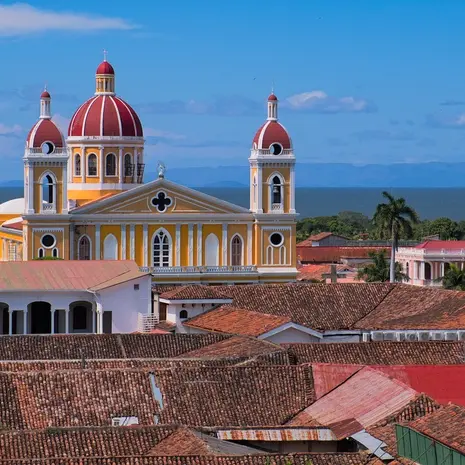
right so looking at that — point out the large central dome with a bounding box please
[68,95,143,137]
[67,59,143,138]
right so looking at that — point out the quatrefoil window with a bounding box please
[151,191,172,213]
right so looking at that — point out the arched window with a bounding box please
[124,154,133,177]
[88,154,97,176]
[103,234,118,260]
[153,229,171,267]
[75,154,81,176]
[52,247,58,258]
[105,153,117,176]
[271,175,283,209]
[78,236,91,260]
[41,172,56,212]
[205,233,219,266]
[231,235,243,266]
[180,310,188,320]
[38,248,44,258]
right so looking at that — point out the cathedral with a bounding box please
[0,58,298,284]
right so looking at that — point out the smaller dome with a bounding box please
[41,90,51,99]
[252,121,292,150]
[27,119,65,149]
[268,93,278,101]
[0,198,24,214]
[96,60,115,75]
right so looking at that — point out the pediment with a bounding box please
[71,178,250,216]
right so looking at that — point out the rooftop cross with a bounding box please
[103,49,108,62]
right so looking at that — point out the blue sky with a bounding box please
[1,0,465,180]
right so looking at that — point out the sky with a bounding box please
[2,0,465,180]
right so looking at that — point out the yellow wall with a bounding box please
[100,225,122,260]
[201,224,222,265]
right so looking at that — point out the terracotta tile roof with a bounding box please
[297,264,356,282]
[0,425,177,460]
[152,365,314,427]
[286,342,465,365]
[160,285,232,301]
[0,453,387,465]
[152,284,178,294]
[207,283,394,331]
[297,232,338,245]
[297,246,390,263]
[0,260,149,291]
[179,335,286,360]
[288,367,421,437]
[185,307,291,336]
[354,284,465,330]
[148,427,265,455]
[0,334,228,361]
[407,404,465,454]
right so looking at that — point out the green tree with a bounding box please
[427,217,460,240]
[373,192,419,283]
[439,263,465,290]
[356,249,408,283]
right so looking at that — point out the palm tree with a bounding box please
[357,250,408,283]
[439,263,465,290]
[373,192,419,283]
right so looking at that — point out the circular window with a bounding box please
[269,232,284,247]
[41,234,56,248]
[41,141,55,155]
[270,143,283,155]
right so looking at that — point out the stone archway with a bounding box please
[29,301,51,334]
[69,301,94,333]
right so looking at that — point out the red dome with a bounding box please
[268,93,278,101]
[252,120,292,150]
[26,119,65,148]
[96,60,115,75]
[68,95,143,138]
[40,90,51,99]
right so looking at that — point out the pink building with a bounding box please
[397,241,465,286]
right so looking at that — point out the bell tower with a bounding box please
[249,93,296,215]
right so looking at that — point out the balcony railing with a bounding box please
[41,203,56,214]
[27,147,68,156]
[271,203,284,213]
[138,313,159,333]
[400,247,465,257]
[140,265,258,275]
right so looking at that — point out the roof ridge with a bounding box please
[87,263,139,290]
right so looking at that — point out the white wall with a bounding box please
[166,302,219,332]
[264,327,320,344]
[99,275,152,333]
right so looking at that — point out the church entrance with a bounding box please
[29,301,51,334]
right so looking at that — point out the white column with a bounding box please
[23,309,28,334]
[70,225,74,260]
[188,224,194,266]
[65,309,69,334]
[247,223,253,265]
[130,224,135,260]
[81,146,86,182]
[420,262,425,280]
[121,224,127,260]
[142,224,148,267]
[27,165,34,214]
[133,150,139,183]
[290,164,296,214]
[176,224,181,266]
[257,167,263,213]
[118,146,124,184]
[50,308,55,334]
[62,163,68,213]
[99,146,104,182]
[8,309,13,335]
[91,306,96,333]
[96,300,103,334]
[197,223,202,266]
[222,223,228,266]
[95,224,101,260]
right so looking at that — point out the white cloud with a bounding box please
[0,123,22,135]
[427,113,465,128]
[144,128,186,140]
[0,3,137,36]
[52,114,70,134]
[283,91,376,113]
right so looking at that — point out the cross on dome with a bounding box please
[103,49,108,62]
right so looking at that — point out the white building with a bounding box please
[0,260,152,335]
[397,240,465,287]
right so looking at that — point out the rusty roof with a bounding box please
[160,285,233,301]
[0,260,149,291]
[297,246,390,263]
[217,427,337,442]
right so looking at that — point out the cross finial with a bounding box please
[271,80,275,94]
[103,49,108,62]
[44,83,47,91]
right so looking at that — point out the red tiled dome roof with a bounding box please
[252,120,292,150]
[96,60,115,75]
[268,93,278,101]
[26,119,65,148]
[40,90,51,99]
[68,95,143,138]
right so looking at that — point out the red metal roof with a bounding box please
[96,60,115,75]
[268,93,278,101]
[252,121,292,149]
[68,95,143,137]
[0,260,147,291]
[27,118,65,148]
[1,220,23,231]
[297,246,390,263]
[415,240,465,249]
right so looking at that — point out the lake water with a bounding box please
[1,187,464,220]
